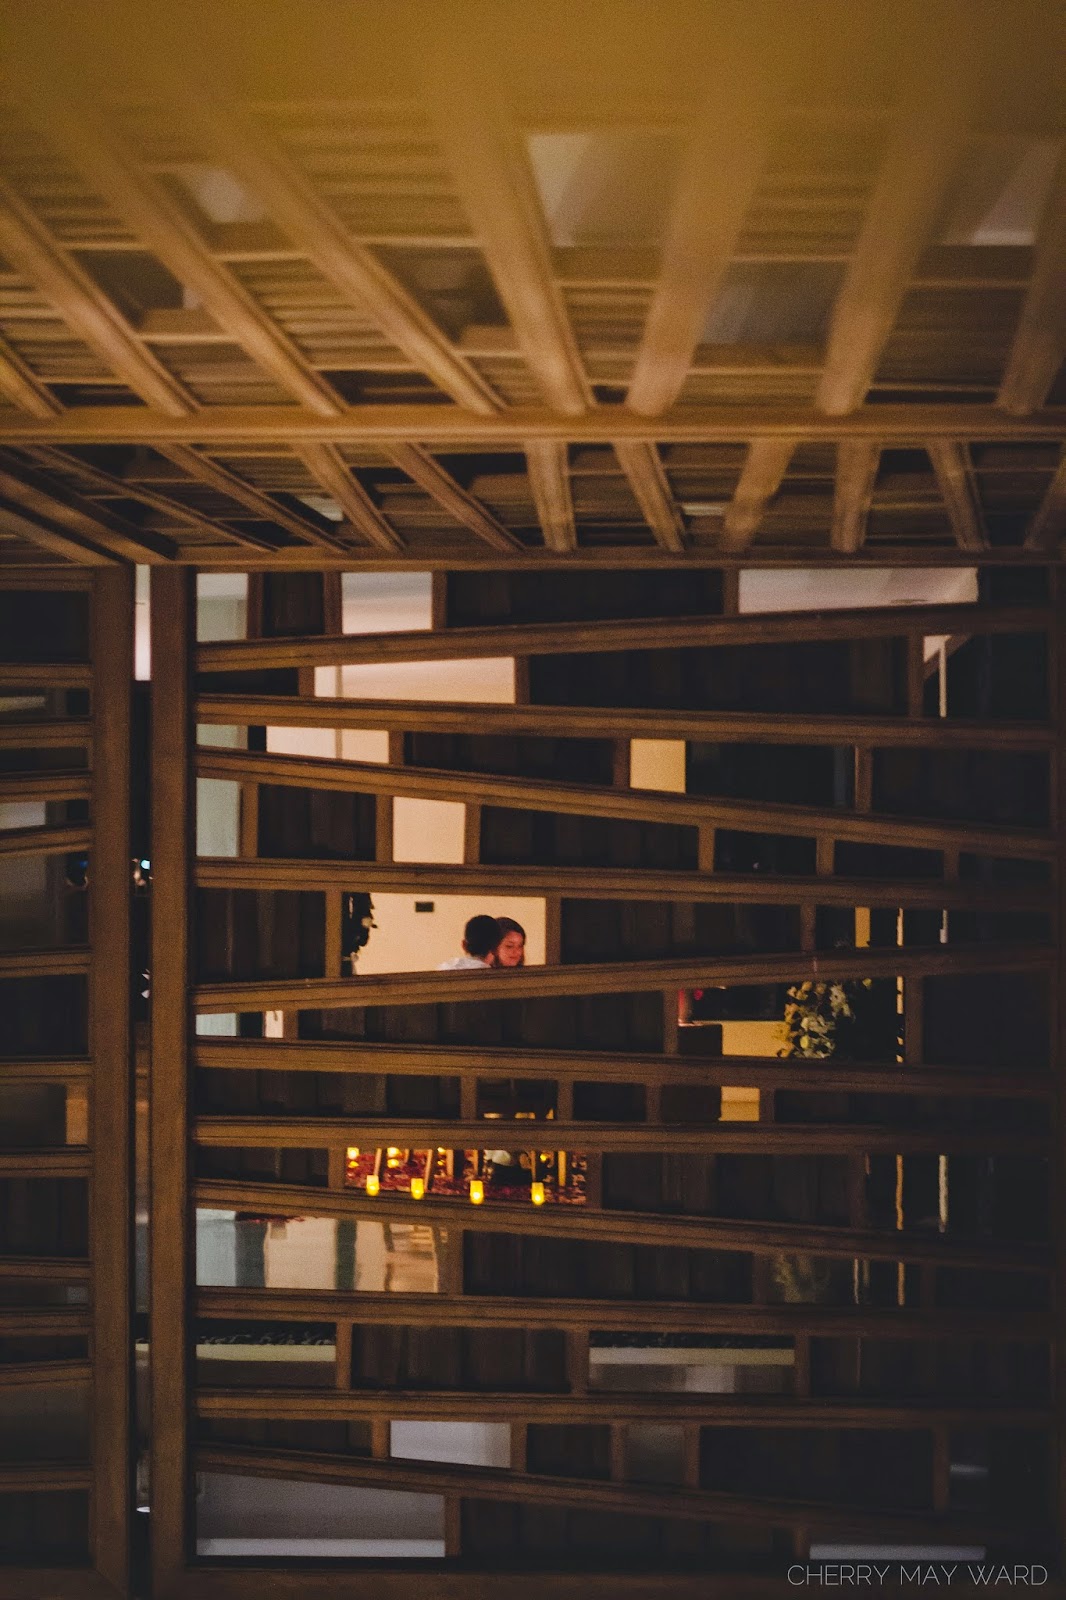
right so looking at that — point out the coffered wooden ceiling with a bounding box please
[0,0,1064,569]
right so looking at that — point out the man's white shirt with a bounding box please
[437,955,491,970]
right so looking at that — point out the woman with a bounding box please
[494,916,526,968]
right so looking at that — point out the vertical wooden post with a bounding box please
[544,894,562,965]
[334,1320,353,1390]
[324,892,343,980]
[906,632,927,717]
[150,567,194,1599]
[567,1329,590,1394]
[720,567,740,616]
[853,746,873,811]
[90,567,133,1593]
[463,802,482,865]
[1052,567,1066,1579]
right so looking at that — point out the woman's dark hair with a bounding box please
[464,914,502,958]
[495,917,526,940]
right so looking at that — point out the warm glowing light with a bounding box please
[469,1179,485,1205]
[346,1146,360,1161]
[386,1146,402,1168]
[530,1181,546,1206]
[410,1177,425,1200]
[365,1174,380,1196]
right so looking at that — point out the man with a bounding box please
[439,914,501,970]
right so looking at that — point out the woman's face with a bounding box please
[496,931,525,967]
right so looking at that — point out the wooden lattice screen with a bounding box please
[0,567,132,1596]
[140,563,1061,1597]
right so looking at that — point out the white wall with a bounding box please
[358,892,545,975]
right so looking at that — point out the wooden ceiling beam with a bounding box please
[155,445,347,550]
[0,403,1063,449]
[927,440,988,551]
[28,447,278,553]
[524,439,576,552]
[291,444,403,554]
[17,87,344,419]
[831,441,881,553]
[815,16,977,416]
[387,442,522,551]
[997,147,1066,414]
[721,438,795,549]
[0,454,176,562]
[160,83,501,414]
[0,173,193,417]
[1024,450,1066,551]
[611,441,685,552]
[418,14,591,415]
[626,62,768,415]
[0,496,116,566]
[0,329,61,418]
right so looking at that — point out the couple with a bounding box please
[439,914,526,971]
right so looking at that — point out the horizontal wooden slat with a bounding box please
[0,1255,91,1281]
[0,1308,90,1338]
[195,1179,1047,1271]
[195,1286,1051,1341]
[196,1387,1048,1430]
[192,1038,1053,1099]
[196,695,1054,751]
[0,1574,125,1600]
[0,664,91,689]
[0,1058,91,1085]
[0,948,90,980]
[0,825,91,860]
[0,721,93,750]
[0,1572,807,1600]
[194,1115,1049,1158]
[0,771,92,804]
[0,1464,93,1492]
[0,1147,91,1177]
[195,603,1048,673]
[194,942,1051,1014]
[195,856,1050,912]
[0,569,94,591]
[196,749,1055,858]
[0,1361,91,1390]
[196,1442,1024,1539]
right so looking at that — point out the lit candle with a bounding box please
[530,1181,546,1206]
[410,1177,425,1200]
[365,1174,380,1197]
[469,1179,484,1205]
[346,1146,360,1162]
